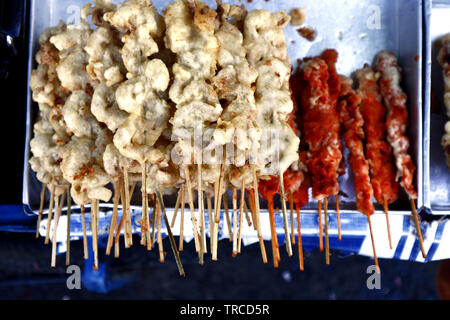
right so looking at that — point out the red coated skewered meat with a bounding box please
[338,77,374,216]
[355,67,399,205]
[375,51,417,199]
[300,56,343,200]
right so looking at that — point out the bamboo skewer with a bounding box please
[115,185,127,248]
[247,189,257,231]
[383,199,393,250]
[243,198,252,228]
[252,166,268,264]
[207,193,213,250]
[212,165,225,261]
[36,183,46,238]
[211,180,219,260]
[141,162,151,251]
[145,193,151,251]
[367,214,380,274]
[410,199,427,258]
[212,167,224,261]
[279,172,293,257]
[123,169,132,248]
[223,193,233,241]
[179,186,186,251]
[295,204,304,271]
[156,200,164,263]
[324,198,330,265]
[44,184,55,244]
[318,200,323,252]
[151,194,156,246]
[232,187,238,256]
[81,205,88,260]
[155,188,185,277]
[129,182,137,201]
[170,189,182,228]
[289,193,295,246]
[66,190,72,266]
[91,199,99,270]
[106,181,121,255]
[114,236,120,258]
[51,194,61,267]
[336,194,342,241]
[214,165,225,224]
[197,163,206,263]
[141,162,147,247]
[184,166,201,253]
[268,198,279,268]
[237,182,245,254]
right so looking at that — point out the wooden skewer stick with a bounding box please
[184,166,201,253]
[247,189,257,231]
[145,194,153,251]
[106,181,121,255]
[151,194,156,247]
[81,205,88,260]
[155,188,185,277]
[141,162,147,247]
[367,214,380,274]
[289,193,295,246]
[295,204,304,271]
[115,183,127,248]
[123,169,132,248]
[156,199,165,263]
[336,194,342,241]
[383,199,393,250]
[410,198,427,258]
[223,193,233,241]
[324,197,330,265]
[129,182,137,201]
[91,199,99,271]
[243,198,252,228]
[197,163,206,262]
[318,200,323,252]
[252,166,268,264]
[214,164,225,224]
[232,187,238,256]
[211,165,225,260]
[278,172,293,257]
[212,170,224,261]
[114,184,123,259]
[36,183,46,238]
[211,180,219,260]
[141,162,151,251]
[179,186,186,251]
[207,193,213,250]
[66,190,72,266]
[51,194,61,267]
[268,198,279,268]
[237,182,245,254]
[170,189,182,228]
[114,237,120,258]
[45,184,55,244]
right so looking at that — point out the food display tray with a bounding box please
[423,0,450,215]
[25,0,450,263]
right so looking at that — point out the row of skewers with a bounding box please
[256,48,426,272]
[29,0,426,275]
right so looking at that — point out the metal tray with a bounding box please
[24,0,440,262]
[424,0,450,215]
